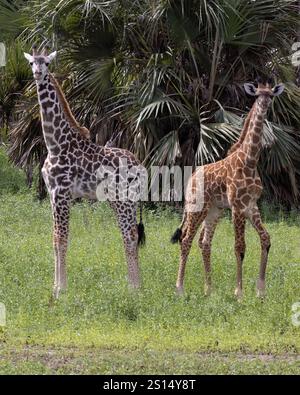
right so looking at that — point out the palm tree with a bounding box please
[0,0,26,39]
[2,0,300,205]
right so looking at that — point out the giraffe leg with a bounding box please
[198,225,205,248]
[247,206,270,298]
[198,206,223,296]
[50,191,71,299]
[112,201,140,289]
[232,208,246,299]
[176,207,209,294]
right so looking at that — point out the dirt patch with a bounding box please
[1,342,300,375]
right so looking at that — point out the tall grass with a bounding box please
[0,147,300,374]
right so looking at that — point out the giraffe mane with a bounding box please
[226,104,256,156]
[49,73,90,140]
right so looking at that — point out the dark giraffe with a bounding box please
[24,46,145,299]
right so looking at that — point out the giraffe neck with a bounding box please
[241,100,267,166]
[36,74,76,156]
[227,104,256,156]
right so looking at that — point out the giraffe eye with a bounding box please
[45,63,49,66]
[30,62,33,66]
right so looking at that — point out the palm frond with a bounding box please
[1,0,300,205]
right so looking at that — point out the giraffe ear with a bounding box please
[244,83,257,96]
[47,51,57,63]
[272,84,284,96]
[24,52,33,62]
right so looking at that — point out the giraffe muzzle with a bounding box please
[34,72,43,80]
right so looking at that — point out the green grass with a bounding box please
[0,148,300,374]
[0,146,27,195]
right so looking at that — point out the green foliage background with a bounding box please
[1,0,300,204]
[0,147,300,374]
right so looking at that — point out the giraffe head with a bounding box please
[244,77,284,112]
[24,45,57,82]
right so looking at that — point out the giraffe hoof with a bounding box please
[128,281,141,290]
[234,288,243,300]
[53,287,60,300]
[204,285,212,297]
[256,288,266,299]
[176,286,184,296]
[128,286,141,292]
[53,285,66,299]
[256,280,265,298]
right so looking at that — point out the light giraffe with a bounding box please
[171,79,284,298]
[24,46,145,299]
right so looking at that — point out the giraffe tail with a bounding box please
[137,201,146,246]
[170,228,182,244]
[171,211,186,244]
